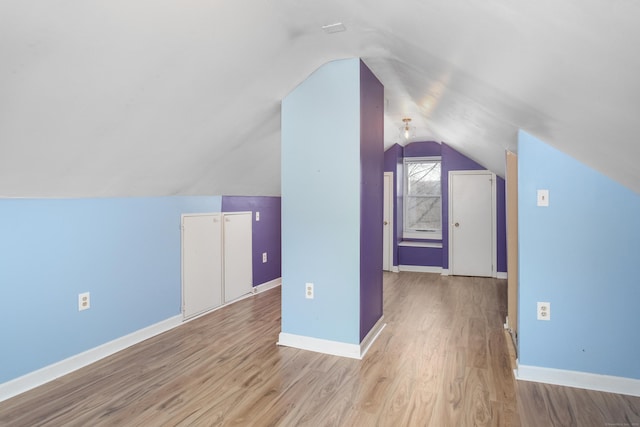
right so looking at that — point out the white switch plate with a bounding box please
[78,292,90,311]
[255,211,260,221]
[305,283,314,299]
[537,301,550,320]
[537,189,549,207]
[262,252,267,263]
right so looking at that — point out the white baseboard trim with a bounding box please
[399,265,442,274]
[496,272,507,279]
[391,266,400,273]
[278,318,386,360]
[516,364,640,397]
[253,277,281,294]
[278,333,362,359]
[359,317,386,359]
[441,269,449,276]
[0,315,182,403]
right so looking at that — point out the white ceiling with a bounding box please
[2,0,639,198]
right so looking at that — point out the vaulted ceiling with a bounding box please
[2,0,639,198]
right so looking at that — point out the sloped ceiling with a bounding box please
[2,0,639,198]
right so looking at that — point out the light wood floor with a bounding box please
[1,272,638,426]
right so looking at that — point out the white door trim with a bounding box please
[448,170,497,277]
[383,172,394,271]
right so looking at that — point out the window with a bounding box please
[403,157,442,239]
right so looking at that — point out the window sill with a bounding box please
[398,241,442,249]
[403,232,442,241]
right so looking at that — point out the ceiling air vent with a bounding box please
[321,23,346,34]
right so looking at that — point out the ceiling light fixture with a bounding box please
[400,117,415,142]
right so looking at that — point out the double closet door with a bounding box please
[182,212,252,319]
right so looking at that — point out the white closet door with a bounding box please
[449,171,495,277]
[182,214,222,319]
[223,212,253,302]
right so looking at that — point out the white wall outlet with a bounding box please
[255,211,260,221]
[262,252,267,263]
[537,301,550,320]
[79,292,90,311]
[305,283,314,299]
[537,189,549,207]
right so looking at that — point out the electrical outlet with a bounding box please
[262,252,267,263]
[79,292,90,311]
[537,302,550,320]
[305,283,314,299]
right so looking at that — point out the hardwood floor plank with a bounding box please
[541,382,579,426]
[1,272,639,426]
[468,316,488,369]
[516,381,554,426]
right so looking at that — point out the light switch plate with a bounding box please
[537,189,549,207]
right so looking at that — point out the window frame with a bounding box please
[403,156,442,240]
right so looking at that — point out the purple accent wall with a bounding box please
[403,141,442,157]
[383,143,402,172]
[359,61,384,341]
[383,143,404,266]
[389,141,507,273]
[398,141,443,267]
[398,246,442,266]
[221,196,281,286]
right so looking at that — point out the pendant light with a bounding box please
[400,117,415,142]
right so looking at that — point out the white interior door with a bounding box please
[182,214,222,319]
[383,172,393,271]
[223,212,253,302]
[449,171,496,277]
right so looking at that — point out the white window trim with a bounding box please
[403,156,442,240]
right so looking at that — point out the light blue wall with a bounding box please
[281,58,361,344]
[518,130,640,379]
[0,196,220,383]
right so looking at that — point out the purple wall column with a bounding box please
[359,61,384,341]
[221,196,282,286]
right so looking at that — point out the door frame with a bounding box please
[383,172,394,271]
[506,151,518,344]
[448,170,497,278]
